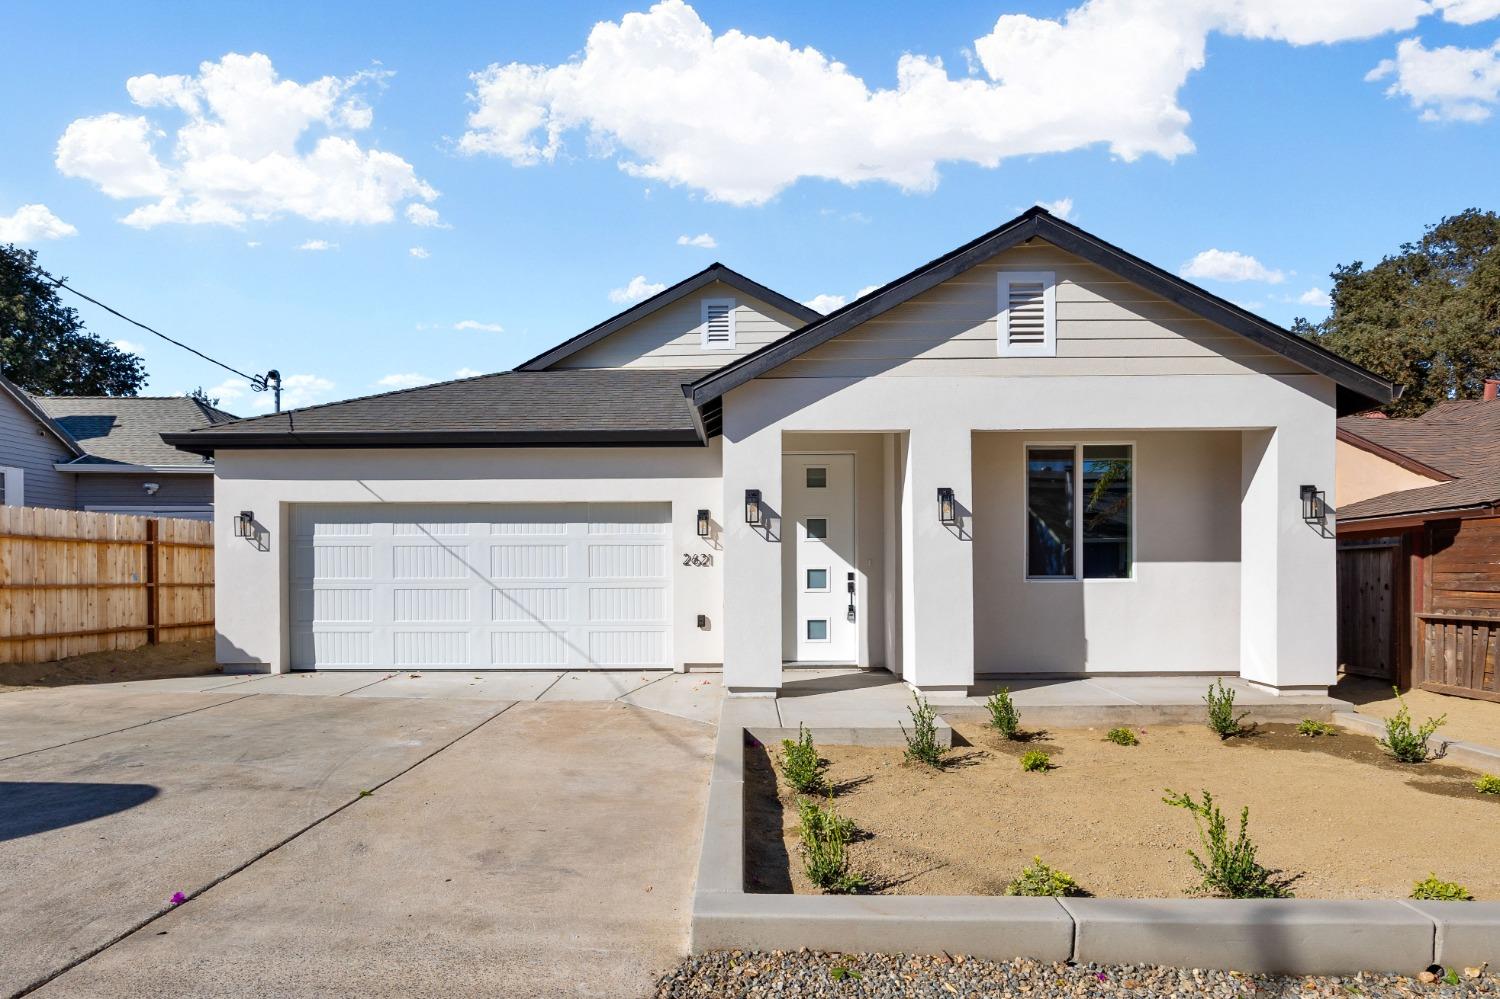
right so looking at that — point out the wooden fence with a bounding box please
[0,506,213,664]
[1418,517,1500,702]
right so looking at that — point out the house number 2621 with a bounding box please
[682,553,714,567]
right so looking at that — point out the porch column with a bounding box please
[1240,424,1337,692]
[722,426,783,695]
[901,428,975,699]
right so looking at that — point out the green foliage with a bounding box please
[797,795,865,894]
[1410,874,1474,901]
[1164,789,1296,899]
[1378,688,1446,763]
[1005,857,1081,897]
[779,724,822,793]
[829,965,862,983]
[1296,719,1337,737]
[1019,749,1052,772]
[1106,727,1139,746]
[0,243,146,396]
[1204,679,1248,739]
[1476,774,1500,795]
[1293,209,1500,417]
[985,687,1021,740]
[900,695,947,767]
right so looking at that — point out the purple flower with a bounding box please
[169,892,186,906]
[1096,972,1108,982]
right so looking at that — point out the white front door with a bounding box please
[783,454,858,663]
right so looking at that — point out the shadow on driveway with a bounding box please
[0,781,158,842]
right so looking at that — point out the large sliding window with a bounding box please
[1025,444,1133,580]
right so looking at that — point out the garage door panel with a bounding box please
[312,545,373,580]
[393,588,469,623]
[393,544,472,579]
[586,543,665,578]
[311,588,373,623]
[491,587,568,622]
[305,631,373,667]
[586,629,665,666]
[490,543,569,579]
[491,630,569,667]
[394,631,470,667]
[588,586,666,623]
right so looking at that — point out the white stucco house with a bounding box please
[166,208,1396,697]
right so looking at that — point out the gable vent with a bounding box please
[701,298,736,350]
[998,271,1056,357]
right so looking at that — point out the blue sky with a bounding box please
[2,0,1498,413]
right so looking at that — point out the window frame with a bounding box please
[1023,441,1135,583]
[805,618,831,643]
[699,297,737,351]
[803,516,829,542]
[997,270,1057,358]
[804,567,830,592]
[0,466,23,507]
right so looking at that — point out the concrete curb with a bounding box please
[1333,710,1500,773]
[691,706,1500,974]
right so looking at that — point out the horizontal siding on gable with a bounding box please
[0,389,76,509]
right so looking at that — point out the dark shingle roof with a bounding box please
[34,395,234,467]
[1338,401,1500,521]
[163,369,705,454]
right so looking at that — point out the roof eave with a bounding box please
[0,376,87,457]
[162,428,706,456]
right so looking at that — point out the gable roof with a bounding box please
[163,369,705,455]
[685,207,1397,417]
[1337,402,1500,522]
[34,395,236,467]
[515,263,821,371]
[0,373,85,457]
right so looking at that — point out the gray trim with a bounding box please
[686,208,1397,416]
[55,461,213,474]
[162,428,705,456]
[514,263,820,371]
[0,374,85,457]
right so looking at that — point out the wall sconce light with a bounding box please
[744,489,763,526]
[937,487,958,527]
[142,482,160,495]
[1300,485,1327,527]
[234,510,255,539]
[696,508,711,537]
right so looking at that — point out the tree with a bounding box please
[1294,209,1500,417]
[0,243,146,396]
[187,386,220,408]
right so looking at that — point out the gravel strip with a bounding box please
[655,951,1496,998]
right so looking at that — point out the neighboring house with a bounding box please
[1334,382,1500,702]
[168,208,1395,696]
[0,375,233,519]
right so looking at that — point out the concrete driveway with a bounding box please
[0,673,718,998]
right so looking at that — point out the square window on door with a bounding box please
[805,466,828,488]
[806,568,828,590]
[806,619,829,641]
[806,518,828,540]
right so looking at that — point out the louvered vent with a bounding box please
[1006,281,1047,346]
[701,299,735,349]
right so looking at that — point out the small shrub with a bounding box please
[1006,857,1081,897]
[1164,789,1296,899]
[779,724,822,793]
[1476,774,1500,795]
[1410,874,1473,901]
[1106,727,1139,746]
[1296,719,1336,737]
[1378,689,1446,763]
[1020,749,1052,772]
[986,687,1021,740]
[797,795,866,894]
[1204,679,1248,739]
[901,695,947,768]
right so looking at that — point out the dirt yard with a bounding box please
[0,638,219,694]
[747,721,1500,900]
[1334,675,1499,749]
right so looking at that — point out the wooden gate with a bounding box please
[1337,539,1399,681]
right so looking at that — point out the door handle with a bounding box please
[847,572,856,622]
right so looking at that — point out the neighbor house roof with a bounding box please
[0,373,85,458]
[34,395,235,468]
[684,206,1398,417]
[163,369,705,454]
[1337,401,1500,522]
[514,263,821,371]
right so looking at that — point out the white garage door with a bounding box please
[290,503,672,670]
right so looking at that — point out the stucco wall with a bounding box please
[1334,437,1443,508]
[972,430,1242,674]
[0,389,76,509]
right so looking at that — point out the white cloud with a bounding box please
[250,373,334,411]
[1037,197,1074,220]
[803,293,846,313]
[1180,248,1286,284]
[676,232,717,248]
[1434,0,1500,25]
[1367,36,1500,121]
[1297,286,1332,308]
[454,367,486,378]
[376,373,436,389]
[56,52,437,228]
[298,238,338,251]
[112,339,144,354]
[459,0,1430,205]
[453,319,504,332]
[608,274,666,304]
[409,245,430,258]
[0,204,78,242]
[246,240,261,248]
[405,203,451,228]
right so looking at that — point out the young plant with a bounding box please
[1476,774,1500,795]
[1163,789,1296,899]
[1005,857,1081,897]
[1410,875,1473,901]
[1378,689,1446,763]
[901,695,947,768]
[1296,719,1337,737]
[797,795,866,894]
[1019,749,1052,772]
[1204,679,1248,739]
[985,687,1021,740]
[1106,727,1139,746]
[779,724,822,793]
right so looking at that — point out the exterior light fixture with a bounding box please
[937,487,958,526]
[696,508,711,537]
[1299,485,1327,527]
[234,510,255,539]
[744,489,763,526]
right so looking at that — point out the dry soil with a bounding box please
[0,637,218,694]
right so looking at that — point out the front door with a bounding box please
[783,453,858,663]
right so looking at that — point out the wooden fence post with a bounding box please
[145,517,159,645]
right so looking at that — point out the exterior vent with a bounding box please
[701,298,736,351]
[998,271,1056,357]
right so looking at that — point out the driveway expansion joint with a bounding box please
[0,693,258,765]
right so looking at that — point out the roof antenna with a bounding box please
[251,369,282,412]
